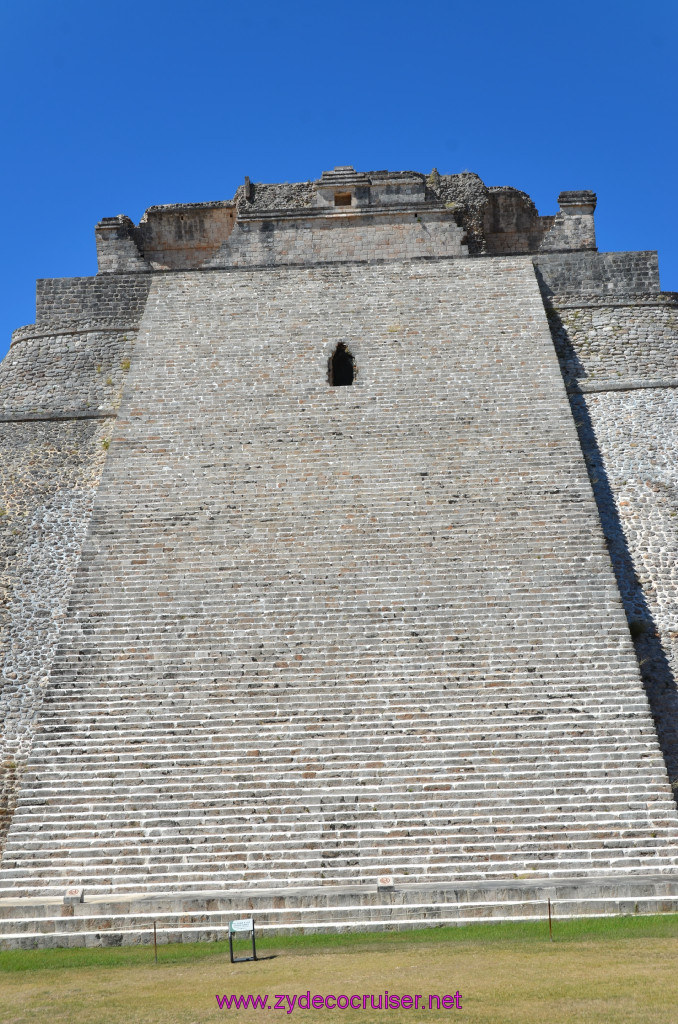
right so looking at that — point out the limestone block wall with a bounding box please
[95,218,152,275]
[206,209,468,268]
[482,188,550,254]
[535,251,660,298]
[538,192,597,254]
[135,203,237,270]
[482,189,596,256]
[35,275,152,323]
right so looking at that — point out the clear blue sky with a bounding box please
[1,0,676,359]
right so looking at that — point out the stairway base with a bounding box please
[2,873,678,950]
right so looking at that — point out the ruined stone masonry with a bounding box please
[1,167,677,947]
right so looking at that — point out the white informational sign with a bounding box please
[229,916,257,962]
[230,918,254,932]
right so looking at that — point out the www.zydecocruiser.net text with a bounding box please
[215,991,463,1012]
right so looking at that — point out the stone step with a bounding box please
[5,843,677,871]
[8,828,675,857]
[13,790,675,814]
[29,714,656,730]
[4,852,676,884]
[6,820,672,841]
[25,732,660,752]
[11,797,677,824]
[25,744,658,764]
[5,831,674,862]
[9,833,676,860]
[7,895,678,938]
[4,850,678,890]
[33,706,651,724]
[15,762,669,780]
[17,769,667,792]
[2,875,678,948]
[29,728,652,745]
[6,870,678,905]
[37,685,648,699]
[16,758,671,779]
[30,720,654,738]
[34,707,652,725]
[5,890,678,939]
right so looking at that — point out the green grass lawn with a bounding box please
[2,916,678,1023]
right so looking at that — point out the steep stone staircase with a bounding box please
[1,680,677,896]
[2,256,678,945]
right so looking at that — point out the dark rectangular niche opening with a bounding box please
[329,343,355,386]
[334,192,352,207]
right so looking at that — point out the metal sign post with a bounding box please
[229,918,257,963]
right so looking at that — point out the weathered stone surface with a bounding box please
[0,166,677,945]
[548,299,678,387]
[0,265,152,860]
[2,254,677,902]
[2,875,678,949]
[0,418,112,854]
[538,258,678,793]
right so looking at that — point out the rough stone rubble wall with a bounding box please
[0,273,151,854]
[549,302,678,388]
[571,390,678,787]
[1,328,136,414]
[0,421,110,852]
[1,273,153,415]
[541,249,678,792]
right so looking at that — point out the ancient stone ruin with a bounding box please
[1,167,677,946]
